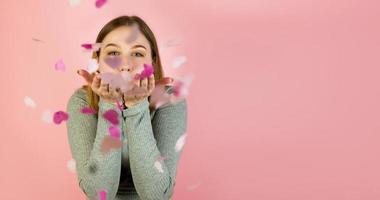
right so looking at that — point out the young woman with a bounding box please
[66,15,187,200]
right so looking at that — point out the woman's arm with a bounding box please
[66,88,123,200]
[122,97,187,200]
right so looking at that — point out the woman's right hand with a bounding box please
[77,69,123,104]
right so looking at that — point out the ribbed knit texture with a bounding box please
[66,87,187,200]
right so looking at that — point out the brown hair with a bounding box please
[83,15,164,112]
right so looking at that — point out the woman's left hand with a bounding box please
[123,74,155,108]
[123,74,174,108]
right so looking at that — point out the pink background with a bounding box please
[1,0,380,199]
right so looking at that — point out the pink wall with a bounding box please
[1,0,380,199]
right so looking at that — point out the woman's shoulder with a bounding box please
[68,85,89,105]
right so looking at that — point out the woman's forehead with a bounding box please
[102,26,150,48]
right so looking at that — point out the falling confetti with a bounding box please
[54,59,66,72]
[95,0,107,8]
[169,73,194,104]
[98,189,107,200]
[149,84,172,108]
[101,135,122,154]
[126,24,139,43]
[32,37,44,43]
[187,181,202,191]
[42,110,53,124]
[100,72,134,93]
[104,56,122,69]
[102,109,119,125]
[24,96,36,108]
[175,134,187,152]
[81,43,101,51]
[53,111,69,124]
[80,107,97,115]
[69,0,80,7]
[115,100,124,111]
[109,125,121,139]
[134,63,154,80]
[172,56,187,69]
[154,160,164,173]
[87,58,99,73]
[67,159,76,173]
[161,38,183,49]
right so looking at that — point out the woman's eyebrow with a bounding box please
[132,44,147,50]
[104,43,120,48]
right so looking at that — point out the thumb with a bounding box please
[77,69,93,84]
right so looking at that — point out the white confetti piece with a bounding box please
[42,110,53,124]
[69,0,80,7]
[67,159,76,173]
[187,181,202,191]
[87,59,99,73]
[24,96,36,108]
[171,56,187,69]
[154,160,164,173]
[175,134,187,152]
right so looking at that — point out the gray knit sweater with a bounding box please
[66,87,187,200]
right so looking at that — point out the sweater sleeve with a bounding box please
[66,89,123,200]
[122,97,187,200]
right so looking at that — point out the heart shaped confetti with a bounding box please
[135,63,154,80]
[24,96,36,108]
[54,59,66,72]
[80,107,97,115]
[102,109,119,125]
[109,125,121,139]
[101,135,122,154]
[95,0,107,8]
[98,189,107,200]
[53,111,69,124]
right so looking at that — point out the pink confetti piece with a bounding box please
[53,111,69,124]
[95,0,107,8]
[54,59,66,72]
[104,56,122,69]
[101,135,122,154]
[80,107,97,115]
[149,84,172,108]
[81,43,102,51]
[135,63,154,80]
[115,100,124,111]
[126,24,139,43]
[109,125,121,139]
[98,189,107,200]
[102,109,119,125]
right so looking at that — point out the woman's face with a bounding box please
[97,25,153,74]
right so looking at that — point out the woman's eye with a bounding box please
[131,52,144,57]
[107,51,120,56]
